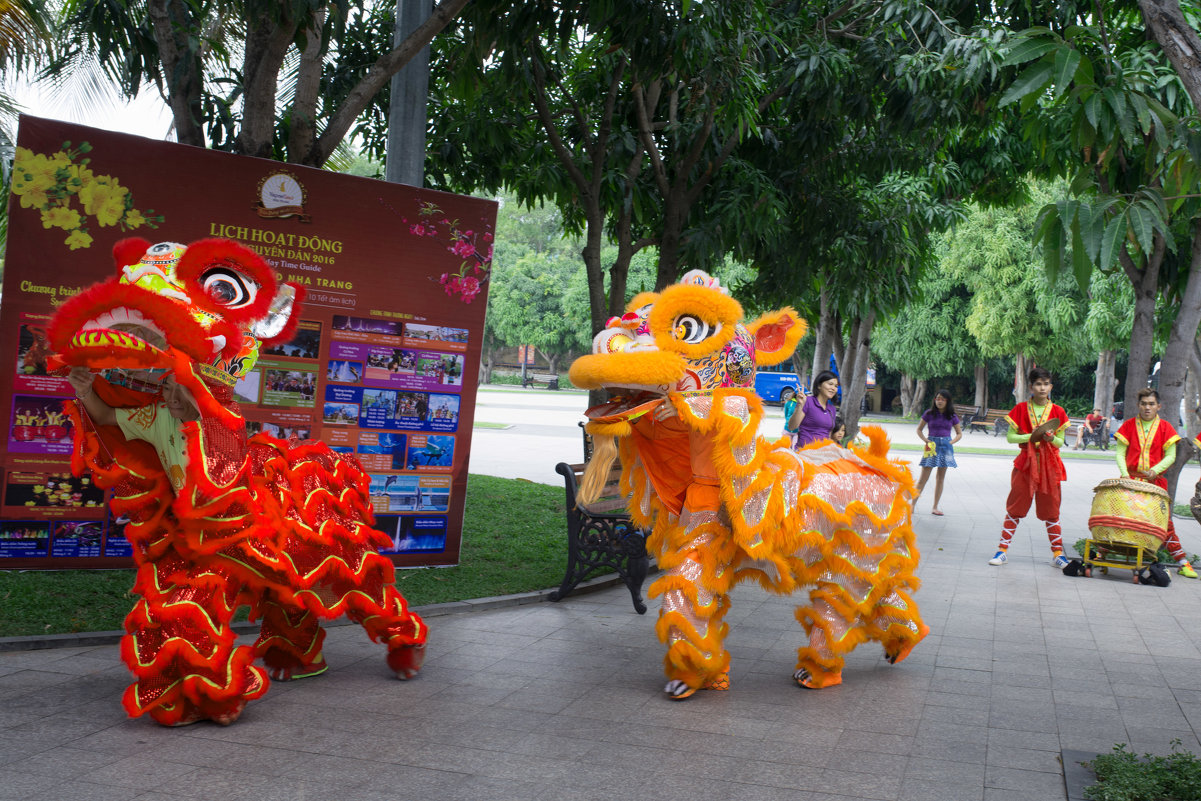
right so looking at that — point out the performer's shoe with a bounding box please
[988,550,1008,566]
[1051,554,1070,569]
[793,667,842,689]
[209,670,264,727]
[1180,562,1198,579]
[210,700,247,727]
[165,708,205,727]
[664,672,729,701]
[389,642,426,680]
[268,653,328,682]
[885,624,930,665]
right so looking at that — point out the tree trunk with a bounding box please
[839,312,875,438]
[480,348,495,384]
[238,8,298,158]
[1121,243,1164,414]
[147,0,205,146]
[287,6,328,163]
[830,316,846,377]
[791,353,810,391]
[1139,0,1201,112]
[1013,353,1028,405]
[309,0,472,166]
[899,374,915,416]
[974,363,988,409]
[1092,349,1117,415]
[899,374,928,418]
[547,353,561,374]
[384,0,433,186]
[912,378,928,418]
[810,288,835,381]
[1155,222,1201,434]
[1186,341,1201,438]
[653,202,684,290]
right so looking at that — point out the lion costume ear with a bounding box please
[113,238,152,271]
[747,308,806,366]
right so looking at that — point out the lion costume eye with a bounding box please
[673,315,716,344]
[201,267,259,309]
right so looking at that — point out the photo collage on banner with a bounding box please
[0,116,495,569]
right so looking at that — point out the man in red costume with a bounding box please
[989,367,1071,568]
[1115,388,1197,578]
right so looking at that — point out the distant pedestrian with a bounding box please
[789,370,838,448]
[1072,408,1105,450]
[913,389,962,516]
[782,384,804,446]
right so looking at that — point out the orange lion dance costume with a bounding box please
[570,271,927,698]
[48,238,426,726]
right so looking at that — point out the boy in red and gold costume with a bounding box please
[1114,388,1197,578]
[989,367,1071,568]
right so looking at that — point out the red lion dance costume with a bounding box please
[570,271,927,698]
[48,238,426,726]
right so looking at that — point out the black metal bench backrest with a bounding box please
[552,460,649,613]
[561,461,628,516]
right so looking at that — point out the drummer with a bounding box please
[1114,388,1196,579]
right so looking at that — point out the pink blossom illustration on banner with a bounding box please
[402,201,493,304]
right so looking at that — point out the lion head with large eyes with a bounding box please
[49,238,303,386]
[48,237,304,422]
[569,270,806,398]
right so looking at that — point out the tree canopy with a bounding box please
[49,0,468,166]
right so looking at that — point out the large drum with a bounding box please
[1087,477,1171,551]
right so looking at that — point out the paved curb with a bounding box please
[1062,750,1100,801]
[0,571,642,653]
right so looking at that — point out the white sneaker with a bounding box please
[1051,554,1070,569]
[988,551,1008,566]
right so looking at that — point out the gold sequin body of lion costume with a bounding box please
[569,271,927,698]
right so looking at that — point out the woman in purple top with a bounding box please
[913,389,963,516]
[789,370,839,448]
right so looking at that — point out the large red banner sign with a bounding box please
[0,116,494,569]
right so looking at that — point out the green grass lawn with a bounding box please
[0,474,570,638]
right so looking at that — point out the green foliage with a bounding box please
[939,181,1090,372]
[486,193,657,354]
[1084,741,1201,801]
[0,475,572,637]
[872,266,980,380]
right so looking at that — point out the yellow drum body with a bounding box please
[1087,478,1170,551]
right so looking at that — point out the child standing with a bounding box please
[831,415,847,446]
[914,389,962,516]
[989,367,1071,568]
[1114,388,1197,578]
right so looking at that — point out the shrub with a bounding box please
[1084,741,1201,801]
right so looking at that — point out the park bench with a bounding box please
[522,372,560,390]
[1065,417,1109,450]
[968,408,1009,436]
[953,404,983,428]
[552,456,650,614]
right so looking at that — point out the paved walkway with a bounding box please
[3,407,1201,800]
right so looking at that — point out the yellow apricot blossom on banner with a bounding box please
[41,206,82,231]
[65,229,94,250]
[10,141,163,250]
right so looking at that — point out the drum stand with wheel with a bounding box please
[1075,478,1172,585]
[1077,537,1161,582]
